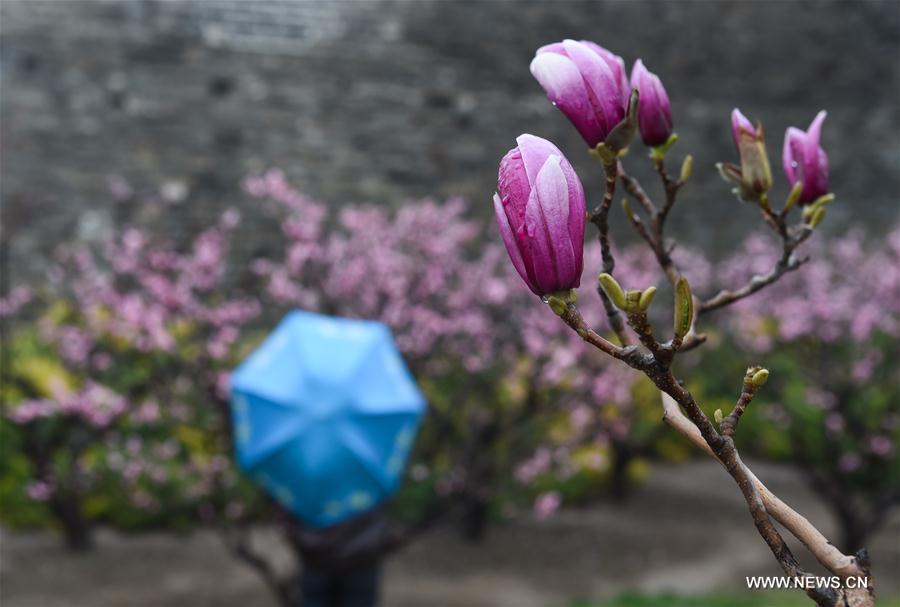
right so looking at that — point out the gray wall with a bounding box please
[3,0,898,280]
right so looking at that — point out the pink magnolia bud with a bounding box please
[630,59,673,147]
[729,108,772,197]
[494,134,586,296]
[783,110,830,204]
[731,108,757,150]
[530,40,627,148]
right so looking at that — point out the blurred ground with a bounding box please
[2,1,899,280]
[2,459,898,607]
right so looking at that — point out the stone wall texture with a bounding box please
[2,0,899,280]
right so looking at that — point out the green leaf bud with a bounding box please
[598,273,627,310]
[673,277,694,339]
[638,286,657,311]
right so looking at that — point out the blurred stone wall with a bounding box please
[2,0,898,280]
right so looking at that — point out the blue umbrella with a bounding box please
[230,310,426,528]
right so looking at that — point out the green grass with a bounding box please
[571,592,826,607]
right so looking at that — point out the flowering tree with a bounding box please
[1,210,261,549]
[711,227,900,552]
[2,172,663,603]
[494,38,874,606]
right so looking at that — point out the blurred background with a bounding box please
[1,1,899,606]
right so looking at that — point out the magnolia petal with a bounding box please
[559,157,586,257]
[534,156,578,292]
[803,111,828,200]
[631,59,673,146]
[497,146,531,233]
[530,52,606,147]
[494,193,534,292]
[731,108,756,151]
[561,39,623,133]
[515,134,562,188]
[782,126,805,184]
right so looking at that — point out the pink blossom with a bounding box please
[26,480,55,502]
[533,491,562,520]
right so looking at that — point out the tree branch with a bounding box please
[660,393,871,585]
[219,526,296,607]
[699,225,813,313]
[590,161,634,346]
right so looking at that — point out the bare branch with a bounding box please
[699,230,813,313]
[220,526,296,607]
[589,161,634,347]
[720,368,763,438]
[660,392,867,582]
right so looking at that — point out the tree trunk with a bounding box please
[51,496,93,552]
[460,496,489,542]
[836,509,869,555]
[609,440,633,502]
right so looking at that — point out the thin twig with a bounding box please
[660,392,870,585]
[699,224,814,313]
[720,369,760,438]
[590,161,634,347]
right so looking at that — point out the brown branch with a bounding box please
[220,526,296,607]
[661,392,871,589]
[618,163,681,286]
[590,161,634,347]
[553,301,860,605]
[653,156,682,232]
[618,163,815,319]
[699,224,813,313]
[553,300,636,364]
[649,373,832,606]
[720,368,762,438]
[572,149,870,605]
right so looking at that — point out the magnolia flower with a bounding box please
[783,110,829,204]
[494,134,586,296]
[530,40,627,147]
[630,59,673,147]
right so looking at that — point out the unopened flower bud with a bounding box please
[732,109,772,198]
[638,286,657,311]
[750,368,770,387]
[630,59,673,147]
[530,40,628,148]
[680,154,693,183]
[625,289,642,312]
[494,135,586,296]
[598,273,627,310]
[719,109,772,201]
[547,295,568,317]
[802,193,833,227]
[714,409,724,424]
[806,206,826,228]
[673,277,693,340]
[784,181,804,214]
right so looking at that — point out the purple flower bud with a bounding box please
[783,110,829,204]
[530,40,627,148]
[731,108,757,150]
[630,59,673,147]
[494,134,586,296]
[727,108,772,197]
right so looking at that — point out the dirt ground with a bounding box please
[1,459,898,607]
